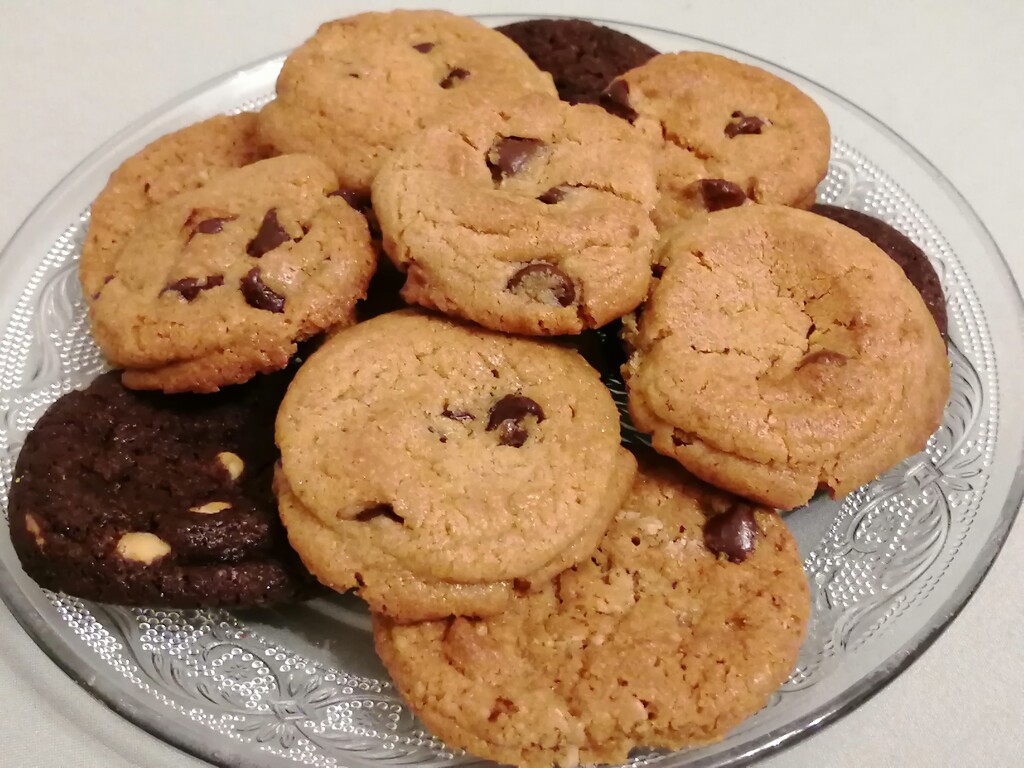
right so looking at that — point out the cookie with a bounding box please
[496,18,658,106]
[88,154,377,393]
[372,92,658,335]
[8,371,311,608]
[812,204,947,339]
[603,52,830,230]
[373,460,809,768]
[257,10,556,193]
[274,310,637,620]
[624,205,950,510]
[80,113,273,303]
[276,449,635,623]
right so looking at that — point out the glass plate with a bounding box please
[0,14,1021,768]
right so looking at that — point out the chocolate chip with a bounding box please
[240,268,285,313]
[189,216,236,240]
[537,186,567,204]
[246,208,290,258]
[486,395,544,447]
[441,408,474,422]
[507,263,576,307]
[487,137,544,183]
[725,112,768,138]
[163,275,224,302]
[600,79,638,122]
[439,67,470,88]
[692,179,746,212]
[329,187,372,211]
[798,350,849,369]
[412,42,435,53]
[703,505,759,563]
[487,395,545,429]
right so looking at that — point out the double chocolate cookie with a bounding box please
[374,460,809,767]
[9,371,310,607]
[496,18,658,106]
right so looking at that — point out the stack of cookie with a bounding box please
[7,11,951,767]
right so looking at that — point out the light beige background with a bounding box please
[1,1,1021,766]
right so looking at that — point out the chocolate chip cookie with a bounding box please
[8,371,311,608]
[496,18,658,106]
[274,310,637,620]
[257,10,556,193]
[604,52,830,230]
[625,205,950,510]
[373,460,809,768]
[813,204,947,339]
[80,113,273,304]
[372,92,659,335]
[89,154,377,393]
[277,450,635,623]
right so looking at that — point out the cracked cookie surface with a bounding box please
[80,113,274,304]
[606,52,830,230]
[274,310,636,619]
[89,154,377,393]
[372,92,658,335]
[812,204,948,340]
[373,460,809,768]
[8,371,311,607]
[258,10,556,193]
[624,205,950,510]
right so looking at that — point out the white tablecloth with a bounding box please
[1,1,1021,766]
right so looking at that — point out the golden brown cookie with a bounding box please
[258,10,556,192]
[812,204,947,340]
[603,52,830,230]
[80,113,273,303]
[372,92,658,335]
[277,450,635,622]
[373,460,809,768]
[274,310,637,619]
[89,154,376,393]
[624,205,950,510]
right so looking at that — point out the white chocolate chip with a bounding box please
[116,532,171,564]
[24,514,45,547]
[190,501,232,515]
[216,452,244,481]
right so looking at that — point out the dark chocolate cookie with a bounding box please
[9,371,312,607]
[812,204,947,339]
[496,18,658,106]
